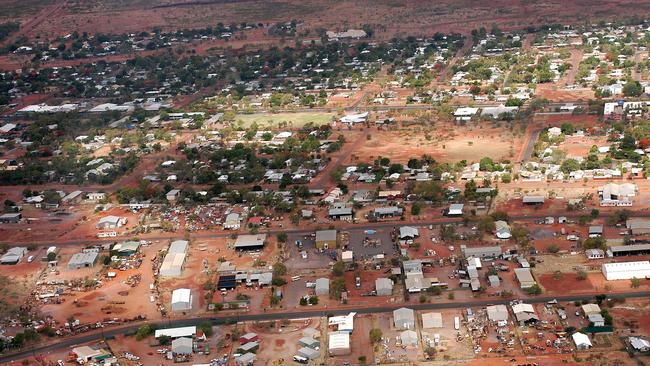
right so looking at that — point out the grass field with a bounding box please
[233,112,335,129]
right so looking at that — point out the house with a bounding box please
[234,234,266,251]
[172,337,193,355]
[160,240,189,277]
[72,346,109,363]
[315,230,337,249]
[328,331,350,355]
[495,220,511,239]
[588,313,605,327]
[96,215,126,229]
[62,190,84,204]
[481,105,518,119]
[0,247,26,264]
[461,245,502,258]
[447,203,464,216]
[548,127,562,137]
[328,312,355,333]
[488,275,500,287]
[627,218,650,235]
[86,192,106,201]
[0,213,21,223]
[341,250,353,262]
[373,206,403,218]
[514,268,536,288]
[393,307,415,329]
[572,332,592,350]
[586,249,605,260]
[512,303,538,324]
[421,312,443,329]
[224,213,241,230]
[68,250,99,269]
[171,288,192,312]
[315,278,330,296]
[522,196,545,205]
[487,305,509,322]
[166,189,181,202]
[375,278,393,296]
[602,261,650,280]
[630,337,650,352]
[454,107,479,121]
[328,207,353,221]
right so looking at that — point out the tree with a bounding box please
[412,181,444,202]
[631,277,641,288]
[577,270,588,280]
[526,284,542,295]
[547,244,560,254]
[583,236,606,250]
[135,324,155,340]
[276,232,287,243]
[623,80,642,97]
[560,123,576,135]
[411,201,422,215]
[332,261,345,276]
[369,328,382,343]
[198,322,213,337]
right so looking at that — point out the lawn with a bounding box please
[233,112,335,129]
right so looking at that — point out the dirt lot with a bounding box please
[348,123,524,164]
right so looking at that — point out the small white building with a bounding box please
[171,337,193,355]
[171,288,192,311]
[572,332,592,350]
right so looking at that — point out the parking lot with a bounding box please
[345,227,396,259]
[285,232,333,270]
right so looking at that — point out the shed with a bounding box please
[235,352,256,366]
[238,341,259,353]
[421,312,443,329]
[234,234,266,251]
[341,250,353,262]
[399,226,419,240]
[297,346,320,360]
[0,247,26,264]
[581,303,601,316]
[67,251,98,269]
[522,196,545,205]
[375,278,393,296]
[315,278,330,296]
[400,330,418,347]
[160,240,189,277]
[514,268,536,288]
[447,203,464,216]
[172,337,193,355]
[488,275,500,287]
[487,304,509,322]
[393,307,415,329]
[240,333,259,344]
[171,288,192,311]
[0,213,21,223]
[589,225,603,237]
[572,332,592,349]
[299,337,320,349]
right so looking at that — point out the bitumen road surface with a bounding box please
[1,290,649,362]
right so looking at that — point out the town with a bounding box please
[1,2,650,366]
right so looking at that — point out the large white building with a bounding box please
[159,240,188,277]
[602,261,650,281]
[171,288,192,311]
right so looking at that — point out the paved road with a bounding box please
[1,290,649,362]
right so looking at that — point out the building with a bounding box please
[112,241,140,256]
[588,225,603,237]
[328,312,355,333]
[399,226,419,240]
[609,243,650,257]
[599,183,636,206]
[235,352,256,366]
[328,331,350,355]
[0,213,21,223]
[328,207,353,221]
[298,337,319,349]
[602,261,650,280]
[224,213,241,230]
[72,346,109,363]
[0,247,26,264]
[488,275,500,287]
[572,332,592,350]
[481,105,519,119]
[234,234,266,251]
[522,196,545,205]
[96,215,126,229]
[86,192,106,201]
[339,111,369,124]
[315,230,337,249]
[160,240,188,277]
[297,347,320,360]
[315,278,330,296]
[393,307,415,329]
[627,219,650,235]
[514,268,536,288]
[166,189,180,202]
[454,107,479,121]
[62,190,84,204]
[512,303,538,324]
[447,203,464,216]
[68,250,99,269]
[495,221,511,239]
[171,337,193,355]
[171,288,192,312]
[155,326,196,339]
[421,312,443,329]
[375,278,393,296]
[400,330,418,347]
[487,305,509,322]
[461,245,502,258]
[373,206,403,218]
[630,337,650,352]
[586,249,605,260]
[588,313,605,327]
[240,333,259,344]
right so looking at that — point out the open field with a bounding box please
[233,112,335,129]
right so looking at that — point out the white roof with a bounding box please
[454,107,479,116]
[172,288,191,304]
[155,326,196,338]
[487,304,509,321]
[328,331,350,350]
[512,303,535,314]
[572,332,592,347]
[421,312,443,328]
[328,312,355,332]
[602,261,650,272]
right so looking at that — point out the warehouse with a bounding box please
[0,247,26,264]
[328,331,351,356]
[602,261,650,280]
[171,288,192,312]
[159,240,189,277]
[514,268,536,288]
[155,326,196,339]
[315,230,337,249]
[627,219,650,235]
[234,234,266,251]
[67,250,99,269]
[393,307,415,329]
[609,244,650,257]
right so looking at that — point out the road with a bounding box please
[1,290,649,363]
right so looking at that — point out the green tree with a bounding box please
[623,80,642,97]
[369,328,382,343]
[332,261,345,276]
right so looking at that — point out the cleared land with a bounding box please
[233,112,335,129]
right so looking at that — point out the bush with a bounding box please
[369,328,382,343]
[135,324,155,340]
